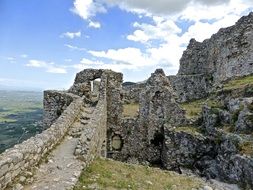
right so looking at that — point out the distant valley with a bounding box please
[0,90,43,153]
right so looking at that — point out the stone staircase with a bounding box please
[68,107,94,138]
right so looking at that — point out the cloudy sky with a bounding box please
[0,0,253,90]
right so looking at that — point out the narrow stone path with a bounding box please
[23,107,94,190]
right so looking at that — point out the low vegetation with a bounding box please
[223,75,253,90]
[240,139,253,156]
[74,158,204,190]
[123,103,139,118]
[180,98,220,119]
[180,75,253,119]
[174,126,203,137]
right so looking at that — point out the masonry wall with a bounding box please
[43,91,79,127]
[75,100,107,163]
[122,83,146,103]
[0,98,83,189]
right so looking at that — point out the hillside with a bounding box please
[74,158,237,190]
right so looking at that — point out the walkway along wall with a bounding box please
[0,97,84,189]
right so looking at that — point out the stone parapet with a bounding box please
[0,98,83,189]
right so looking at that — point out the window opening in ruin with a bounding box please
[91,78,101,103]
[111,135,123,151]
[150,129,165,168]
[56,109,62,117]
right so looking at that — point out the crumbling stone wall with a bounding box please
[43,91,79,127]
[105,71,123,154]
[67,69,124,160]
[0,98,83,189]
[75,71,108,162]
[0,68,124,190]
[122,83,146,104]
[109,69,187,166]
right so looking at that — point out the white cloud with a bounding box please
[115,0,253,76]
[89,48,149,67]
[64,44,86,51]
[20,54,28,58]
[6,57,15,61]
[60,31,81,39]
[88,46,180,73]
[26,60,67,74]
[5,57,16,63]
[102,0,230,16]
[88,20,101,28]
[127,17,181,43]
[80,58,105,65]
[71,0,106,20]
[7,57,14,61]
[72,58,134,73]
[69,0,253,80]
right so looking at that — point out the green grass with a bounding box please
[123,103,139,118]
[74,158,204,190]
[0,91,43,153]
[223,75,253,90]
[180,75,253,119]
[180,98,220,119]
[0,91,42,122]
[174,126,203,137]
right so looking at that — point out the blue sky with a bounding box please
[0,0,253,90]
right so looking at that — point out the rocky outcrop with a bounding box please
[173,12,253,102]
[168,74,212,102]
[162,128,216,174]
[178,13,253,82]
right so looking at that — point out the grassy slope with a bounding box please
[223,75,253,90]
[75,159,204,190]
[180,98,220,119]
[180,75,253,156]
[180,75,253,119]
[123,103,139,118]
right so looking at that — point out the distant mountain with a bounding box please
[0,85,43,92]
[122,82,136,87]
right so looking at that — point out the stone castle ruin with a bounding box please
[1,12,253,190]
